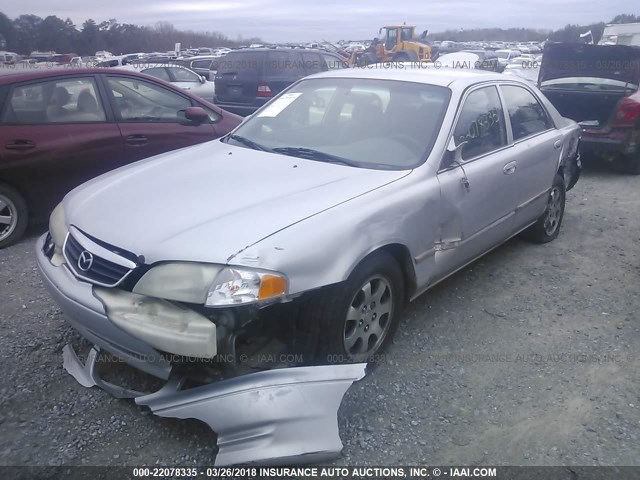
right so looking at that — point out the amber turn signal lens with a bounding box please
[258,274,287,300]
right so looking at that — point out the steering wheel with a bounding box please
[389,133,424,155]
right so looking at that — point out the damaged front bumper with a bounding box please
[63,343,366,465]
[36,234,173,379]
[39,233,368,465]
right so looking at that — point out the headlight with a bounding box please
[133,262,222,304]
[48,203,67,266]
[49,203,67,249]
[205,267,287,307]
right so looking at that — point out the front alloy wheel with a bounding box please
[302,252,404,364]
[344,275,394,360]
[0,184,28,248]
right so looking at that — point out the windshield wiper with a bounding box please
[272,147,359,167]
[226,134,271,152]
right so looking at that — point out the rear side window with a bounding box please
[191,60,212,69]
[301,52,324,74]
[500,85,552,140]
[453,86,507,161]
[322,53,347,70]
[217,52,262,74]
[2,77,106,124]
[266,51,305,76]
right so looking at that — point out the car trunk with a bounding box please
[215,51,264,105]
[539,43,640,128]
[541,89,628,128]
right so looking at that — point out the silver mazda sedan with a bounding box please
[36,66,581,381]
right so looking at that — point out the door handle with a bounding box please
[5,140,36,151]
[554,140,562,150]
[125,135,148,146]
[503,161,517,175]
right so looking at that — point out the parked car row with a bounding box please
[33,65,582,380]
[0,68,241,247]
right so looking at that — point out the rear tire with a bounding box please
[300,252,404,364]
[0,183,28,249]
[523,174,565,244]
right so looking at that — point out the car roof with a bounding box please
[0,67,181,84]
[306,65,510,88]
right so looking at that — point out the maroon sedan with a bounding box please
[0,68,241,247]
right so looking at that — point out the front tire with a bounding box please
[524,174,566,243]
[0,183,28,249]
[303,252,404,363]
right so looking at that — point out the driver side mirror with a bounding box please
[184,106,209,123]
[199,75,207,84]
[442,137,467,169]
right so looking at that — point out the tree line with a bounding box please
[0,11,638,56]
[428,13,639,43]
[0,13,262,55]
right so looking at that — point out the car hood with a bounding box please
[64,141,409,264]
[539,43,640,85]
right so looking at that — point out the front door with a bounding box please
[104,74,217,162]
[433,85,518,281]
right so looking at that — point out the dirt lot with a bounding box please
[0,163,639,468]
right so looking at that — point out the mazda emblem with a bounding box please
[78,250,94,272]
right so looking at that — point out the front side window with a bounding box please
[453,86,507,161]
[500,85,552,140]
[224,78,451,170]
[107,76,193,122]
[169,67,201,83]
[141,67,171,81]
[3,77,106,124]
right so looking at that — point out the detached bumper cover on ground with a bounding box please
[62,342,366,466]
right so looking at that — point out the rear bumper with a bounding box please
[579,128,637,156]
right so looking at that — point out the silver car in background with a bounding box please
[36,67,581,383]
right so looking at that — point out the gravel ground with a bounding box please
[0,163,639,468]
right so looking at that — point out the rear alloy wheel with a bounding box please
[524,174,566,244]
[0,184,28,249]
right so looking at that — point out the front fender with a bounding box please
[229,172,441,297]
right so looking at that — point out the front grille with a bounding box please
[64,233,132,287]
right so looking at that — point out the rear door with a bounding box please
[433,85,518,280]
[498,84,561,226]
[215,51,263,105]
[103,74,217,162]
[0,75,123,220]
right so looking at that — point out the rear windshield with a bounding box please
[217,52,263,74]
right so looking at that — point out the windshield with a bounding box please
[540,76,638,92]
[224,77,451,170]
[496,51,510,59]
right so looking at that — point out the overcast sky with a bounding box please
[2,1,634,42]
